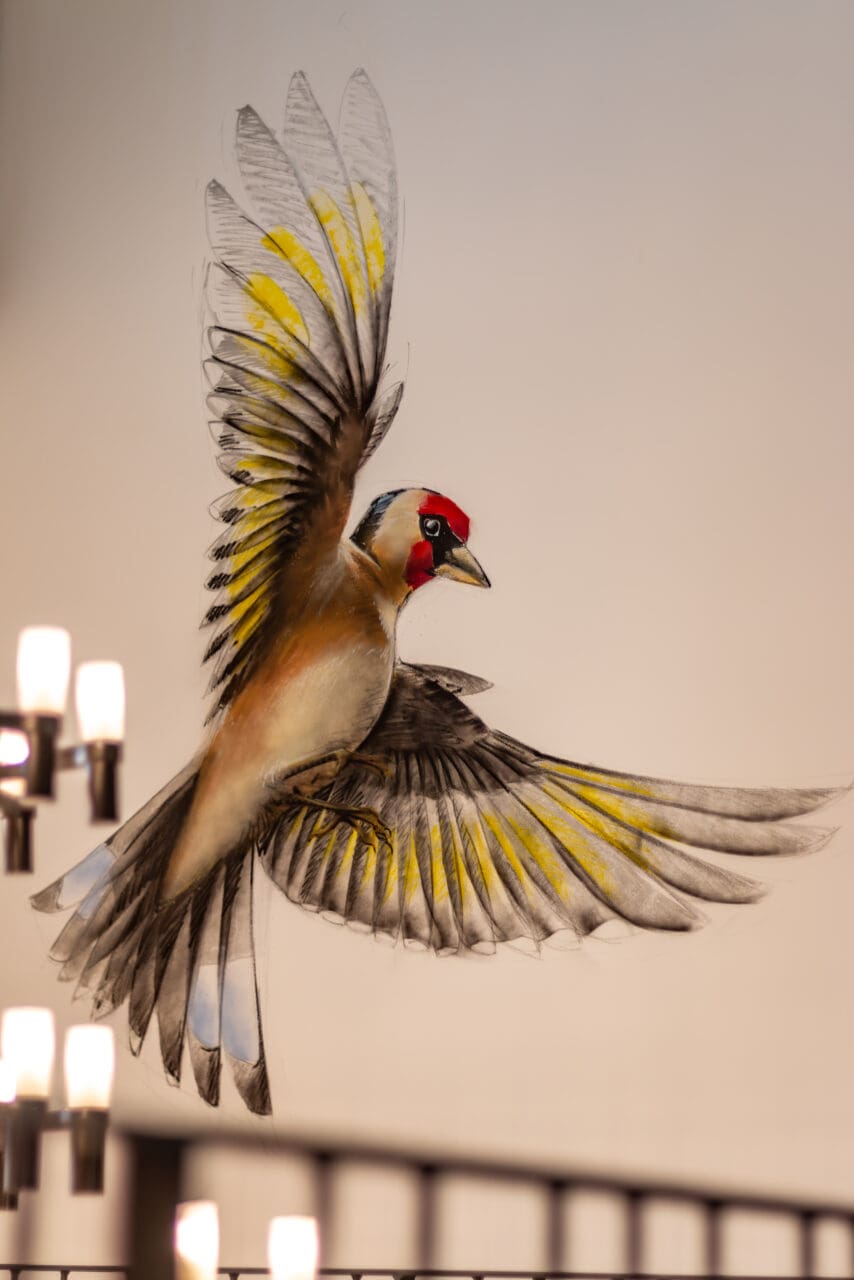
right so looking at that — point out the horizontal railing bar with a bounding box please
[3,1271,854,1279]
[118,1125,854,1223]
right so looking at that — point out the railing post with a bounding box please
[546,1179,567,1272]
[799,1210,817,1279]
[126,1133,185,1280]
[314,1151,335,1265]
[416,1164,437,1270]
[625,1190,644,1277]
[704,1199,723,1276]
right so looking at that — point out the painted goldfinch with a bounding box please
[34,72,839,1116]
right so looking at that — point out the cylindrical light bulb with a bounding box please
[64,1025,115,1109]
[268,1215,319,1280]
[175,1200,219,1280]
[0,730,29,766]
[0,728,29,797]
[1,1007,55,1099]
[16,626,71,714]
[0,1059,16,1104]
[75,661,125,742]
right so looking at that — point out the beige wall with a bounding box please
[2,0,854,1267]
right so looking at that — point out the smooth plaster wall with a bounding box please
[2,0,854,1266]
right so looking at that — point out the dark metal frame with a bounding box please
[0,1102,111,1208]
[0,709,122,871]
[0,1266,851,1279]
[3,1126,845,1280]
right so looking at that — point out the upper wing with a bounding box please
[260,665,839,953]
[203,70,401,718]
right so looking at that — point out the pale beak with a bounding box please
[435,544,491,588]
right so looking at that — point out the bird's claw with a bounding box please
[310,804,393,854]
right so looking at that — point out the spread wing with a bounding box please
[203,70,401,718]
[260,665,839,952]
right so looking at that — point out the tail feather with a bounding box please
[187,865,226,1106]
[32,763,273,1115]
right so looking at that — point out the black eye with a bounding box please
[423,517,441,538]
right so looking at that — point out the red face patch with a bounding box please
[405,492,472,590]
[418,493,470,543]
[404,541,434,590]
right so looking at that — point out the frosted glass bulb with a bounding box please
[268,1216,319,1280]
[75,661,125,742]
[64,1025,115,1109]
[174,1201,219,1280]
[1,1007,55,1099]
[16,626,71,714]
[0,728,29,796]
[0,1059,16,1104]
[0,729,29,766]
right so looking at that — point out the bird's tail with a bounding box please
[31,763,271,1115]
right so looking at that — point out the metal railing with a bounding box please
[4,1124,854,1279]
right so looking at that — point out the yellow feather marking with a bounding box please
[231,596,267,649]
[380,835,398,905]
[441,807,470,918]
[234,332,296,382]
[521,791,616,898]
[227,421,299,456]
[401,831,420,905]
[428,821,450,906]
[310,190,368,315]
[261,228,333,309]
[245,273,309,348]
[336,827,359,884]
[546,761,654,799]
[230,485,289,512]
[543,783,655,878]
[231,454,298,482]
[243,272,311,348]
[459,807,498,895]
[481,812,540,903]
[546,781,633,825]
[352,183,385,294]
[226,533,278,577]
[490,807,573,904]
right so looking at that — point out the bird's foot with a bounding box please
[348,752,394,780]
[301,796,393,854]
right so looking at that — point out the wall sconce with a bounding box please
[0,628,125,872]
[0,1008,115,1200]
[64,1024,116,1193]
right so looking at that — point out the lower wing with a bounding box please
[258,663,840,953]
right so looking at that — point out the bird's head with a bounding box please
[351,488,490,596]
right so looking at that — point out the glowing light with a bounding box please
[75,661,125,742]
[1,1007,55,1099]
[174,1201,219,1280]
[16,627,71,714]
[0,1058,16,1104]
[64,1025,115,1109]
[268,1215,319,1280]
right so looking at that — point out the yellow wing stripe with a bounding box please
[234,332,298,382]
[310,190,368,316]
[546,760,654,799]
[521,790,617,899]
[352,183,385,294]
[261,227,334,310]
[401,830,421,906]
[244,273,309,346]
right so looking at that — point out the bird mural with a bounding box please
[34,71,839,1116]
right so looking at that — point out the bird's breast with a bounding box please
[161,612,394,898]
